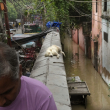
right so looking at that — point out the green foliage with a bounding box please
[72,77,75,82]
[6,0,92,30]
[32,0,92,31]
[6,0,36,20]
[7,1,17,21]
[68,0,92,29]
[24,10,28,16]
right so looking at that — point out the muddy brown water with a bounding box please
[63,35,110,110]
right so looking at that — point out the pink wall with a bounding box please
[72,27,85,52]
[92,0,102,72]
[71,29,78,44]
[79,26,85,52]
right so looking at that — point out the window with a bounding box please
[96,0,98,13]
[104,32,108,42]
[104,0,107,11]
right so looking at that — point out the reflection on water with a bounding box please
[63,35,110,110]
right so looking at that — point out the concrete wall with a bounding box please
[101,0,110,85]
[30,31,71,110]
[102,0,110,16]
[92,0,102,72]
[102,19,110,85]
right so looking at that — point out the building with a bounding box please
[71,0,110,86]
[71,23,91,58]
[101,0,110,85]
[91,0,102,73]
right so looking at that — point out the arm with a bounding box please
[39,95,57,110]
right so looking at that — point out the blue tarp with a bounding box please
[46,21,62,29]
[46,21,53,28]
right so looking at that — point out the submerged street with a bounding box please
[64,35,110,110]
[1,0,110,110]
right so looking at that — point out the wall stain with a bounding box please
[102,67,110,80]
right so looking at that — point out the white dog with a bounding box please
[45,45,65,58]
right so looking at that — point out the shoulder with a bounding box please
[20,76,56,110]
[21,76,52,96]
[21,76,52,107]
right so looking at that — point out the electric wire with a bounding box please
[8,0,32,11]
[69,0,110,3]
[8,0,23,14]
[8,0,43,14]
[6,0,110,28]
[67,1,110,28]
[76,8,110,28]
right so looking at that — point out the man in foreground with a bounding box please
[0,42,57,110]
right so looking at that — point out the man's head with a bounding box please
[0,42,22,107]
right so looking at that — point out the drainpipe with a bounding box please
[3,0,12,47]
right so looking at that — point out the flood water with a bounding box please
[63,35,110,110]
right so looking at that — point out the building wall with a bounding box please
[78,26,85,52]
[92,0,110,86]
[71,29,78,44]
[101,1,110,85]
[72,27,85,52]
[92,0,102,72]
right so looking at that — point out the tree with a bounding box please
[7,0,92,31]
[7,1,17,21]
[32,0,92,30]
[68,0,92,29]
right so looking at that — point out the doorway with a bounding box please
[94,42,98,71]
[85,37,91,58]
